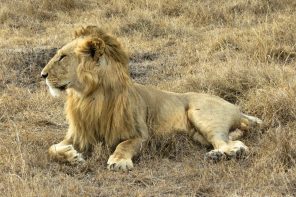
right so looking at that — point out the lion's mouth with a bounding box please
[56,83,69,91]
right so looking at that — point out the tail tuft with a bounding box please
[240,113,262,130]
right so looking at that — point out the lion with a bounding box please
[41,26,262,171]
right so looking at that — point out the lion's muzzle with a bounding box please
[41,71,48,79]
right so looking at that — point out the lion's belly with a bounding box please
[152,112,191,135]
[135,84,192,136]
[147,101,192,136]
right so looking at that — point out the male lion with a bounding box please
[41,26,261,171]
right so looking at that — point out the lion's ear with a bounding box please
[77,37,105,61]
[74,27,85,38]
[74,26,98,38]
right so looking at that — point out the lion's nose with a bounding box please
[41,72,48,79]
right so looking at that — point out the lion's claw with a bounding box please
[205,149,226,161]
[107,154,133,171]
[227,146,248,159]
[49,144,85,163]
[205,141,249,161]
[70,152,85,163]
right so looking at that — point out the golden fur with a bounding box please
[42,26,262,171]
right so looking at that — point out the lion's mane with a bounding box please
[66,26,139,151]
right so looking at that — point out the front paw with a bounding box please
[49,144,85,163]
[107,154,133,171]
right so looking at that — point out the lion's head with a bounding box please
[41,26,130,97]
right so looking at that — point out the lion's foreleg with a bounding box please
[48,133,84,163]
[107,138,143,171]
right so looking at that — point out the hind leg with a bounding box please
[229,129,244,141]
[206,140,249,160]
[199,129,249,160]
[188,109,248,160]
[192,131,211,146]
[222,140,249,158]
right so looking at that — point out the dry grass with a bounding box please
[0,0,296,196]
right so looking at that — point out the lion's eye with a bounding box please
[59,54,67,61]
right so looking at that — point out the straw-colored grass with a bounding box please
[0,0,295,196]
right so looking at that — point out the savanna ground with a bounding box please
[0,0,296,196]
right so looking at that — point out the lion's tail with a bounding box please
[239,113,262,130]
[229,113,262,141]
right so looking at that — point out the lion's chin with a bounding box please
[46,79,69,97]
[48,86,62,97]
